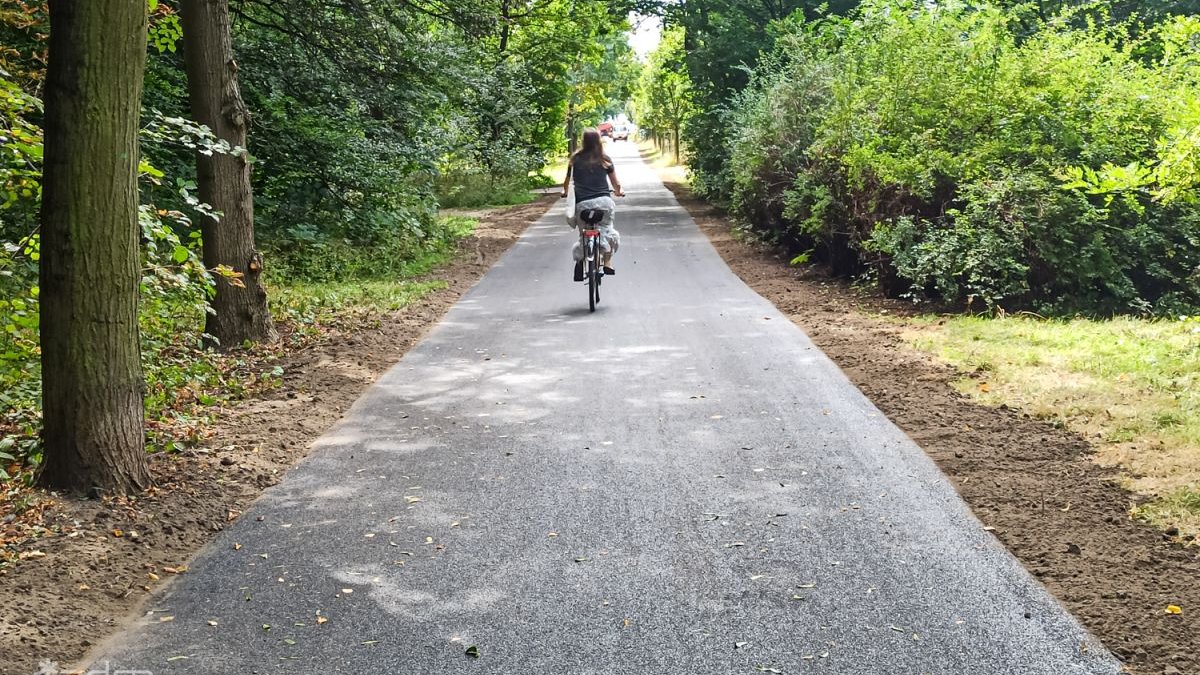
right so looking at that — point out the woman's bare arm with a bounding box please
[609,166,625,197]
[561,162,572,197]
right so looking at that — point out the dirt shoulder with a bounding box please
[664,180,1199,675]
[0,196,553,675]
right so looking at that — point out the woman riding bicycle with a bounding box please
[561,128,624,281]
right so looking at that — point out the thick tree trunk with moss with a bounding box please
[38,0,151,495]
[181,0,276,348]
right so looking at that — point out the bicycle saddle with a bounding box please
[579,208,608,226]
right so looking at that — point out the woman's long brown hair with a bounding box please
[572,128,611,169]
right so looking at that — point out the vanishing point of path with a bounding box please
[93,145,1120,674]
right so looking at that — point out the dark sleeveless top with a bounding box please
[571,157,614,203]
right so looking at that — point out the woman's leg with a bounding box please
[601,227,620,267]
[598,197,619,269]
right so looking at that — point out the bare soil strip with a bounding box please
[0,196,553,675]
[663,180,1199,675]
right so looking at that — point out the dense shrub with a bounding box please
[721,1,1200,314]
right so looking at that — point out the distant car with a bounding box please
[613,125,630,141]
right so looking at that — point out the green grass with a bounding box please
[534,155,569,190]
[903,314,1200,535]
[436,173,539,209]
[637,140,689,184]
[270,214,475,324]
[275,278,448,321]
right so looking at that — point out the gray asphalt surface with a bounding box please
[91,143,1119,674]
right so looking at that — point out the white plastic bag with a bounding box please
[564,183,576,228]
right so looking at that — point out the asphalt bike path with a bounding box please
[92,143,1119,674]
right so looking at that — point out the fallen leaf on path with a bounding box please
[164,566,187,574]
[159,616,175,623]
[112,529,123,538]
[405,496,422,504]
[753,666,782,673]
[465,645,480,658]
[574,557,591,563]
[148,572,160,581]
[734,641,749,649]
[167,656,188,662]
[341,588,353,594]
[361,640,379,646]
[1166,605,1183,615]
[207,620,218,627]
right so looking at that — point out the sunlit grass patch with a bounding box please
[536,154,570,188]
[637,140,689,184]
[275,278,448,320]
[903,314,1200,536]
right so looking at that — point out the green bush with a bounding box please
[722,0,1200,314]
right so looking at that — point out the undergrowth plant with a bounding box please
[721,0,1200,314]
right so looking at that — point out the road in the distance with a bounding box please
[93,142,1119,674]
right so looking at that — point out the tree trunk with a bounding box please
[38,0,150,495]
[181,0,276,348]
[673,125,680,164]
[498,0,511,54]
[566,102,577,156]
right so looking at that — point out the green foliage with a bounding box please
[720,0,1200,314]
[662,0,860,196]
[632,26,694,155]
[1063,16,1200,204]
[565,30,641,135]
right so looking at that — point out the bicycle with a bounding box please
[577,207,608,312]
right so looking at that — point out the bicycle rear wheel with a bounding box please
[587,242,597,312]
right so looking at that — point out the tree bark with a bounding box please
[566,102,577,156]
[38,0,151,495]
[498,0,511,54]
[181,0,276,348]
